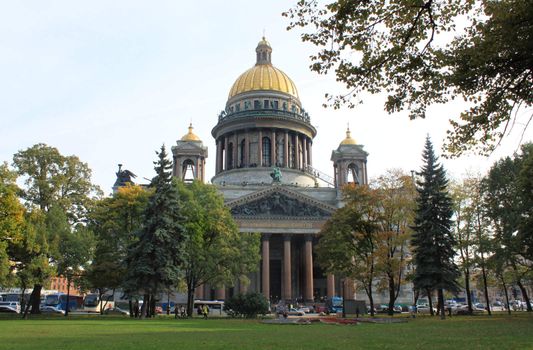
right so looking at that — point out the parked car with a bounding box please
[491,301,505,311]
[104,307,130,316]
[416,305,436,314]
[297,306,312,313]
[287,308,305,316]
[0,302,20,313]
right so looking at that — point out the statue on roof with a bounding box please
[113,164,137,188]
[270,167,282,183]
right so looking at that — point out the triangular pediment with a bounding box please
[173,142,205,151]
[227,186,335,219]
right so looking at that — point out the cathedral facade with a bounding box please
[172,38,369,304]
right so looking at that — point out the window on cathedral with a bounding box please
[273,100,278,109]
[262,137,271,167]
[227,143,234,170]
[235,103,240,112]
[240,139,246,167]
[264,100,269,109]
[282,102,287,110]
[276,136,284,166]
[254,100,261,109]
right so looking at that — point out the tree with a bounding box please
[123,145,185,318]
[53,205,95,316]
[11,144,100,313]
[0,162,25,286]
[411,136,460,319]
[451,174,493,315]
[13,143,101,223]
[516,144,533,262]
[316,184,380,316]
[85,184,150,314]
[484,145,533,312]
[372,170,416,316]
[176,180,260,317]
[284,0,533,155]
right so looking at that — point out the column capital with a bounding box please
[283,234,292,241]
[262,233,271,241]
[305,234,314,242]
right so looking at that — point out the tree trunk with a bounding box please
[150,293,156,318]
[480,260,491,315]
[502,278,511,315]
[388,274,396,316]
[30,284,42,314]
[367,281,375,317]
[140,294,148,319]
[19,287,26,314]
[129,300,133,318]
[99,289,105,315]
[65,277,71,317]
[438,289,445,320]
[464,268,473,315]
[426,288,434,316]
[516,280,532,312]
[187,282,195,317]
[22,286,36,319]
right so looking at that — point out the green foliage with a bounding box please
[124,145,186,297]
[284,0,533,155]
[12,143,101,223]
[484,143,533,311]
[0,162,25,285]
[223,292,269,318]
[176,180,260,315]
[316,184,380,313]
[411,137,460,294]
[85,184,150,300]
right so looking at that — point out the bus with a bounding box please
[83,293,114,313]
[193,300,226,317]
[326,296,343,313]
[44,293,83,312]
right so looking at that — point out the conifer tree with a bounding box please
[124,145,185,318]
[411,137,460,319]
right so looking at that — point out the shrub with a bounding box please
[223,292,269,318]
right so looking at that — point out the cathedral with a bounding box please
[170,37,369,304]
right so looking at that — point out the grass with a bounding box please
[0,313,532,350]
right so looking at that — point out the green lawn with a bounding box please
[0,313,532,350]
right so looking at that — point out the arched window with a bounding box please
[182,159,196,182]
[240,139,246,167]
[262,137,271,167]
[347,163,360,184]
[227,143,234,170]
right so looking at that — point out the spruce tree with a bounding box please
[124,145,185,318]
[412,136,460,319]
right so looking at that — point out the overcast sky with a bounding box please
[1,1,531,194]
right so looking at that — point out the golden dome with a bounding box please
[181,123,201,141]
[228,37,299,100]
[340,127,357,145]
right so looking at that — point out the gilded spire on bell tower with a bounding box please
[340,125,357,145]
[256,36,272,65]
[181,122,201,141]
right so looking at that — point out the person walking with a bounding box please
[202,304,209,319]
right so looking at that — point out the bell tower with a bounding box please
[172,123,208,183]
[331,127,368,188]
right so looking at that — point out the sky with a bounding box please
[1,1,531,195]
